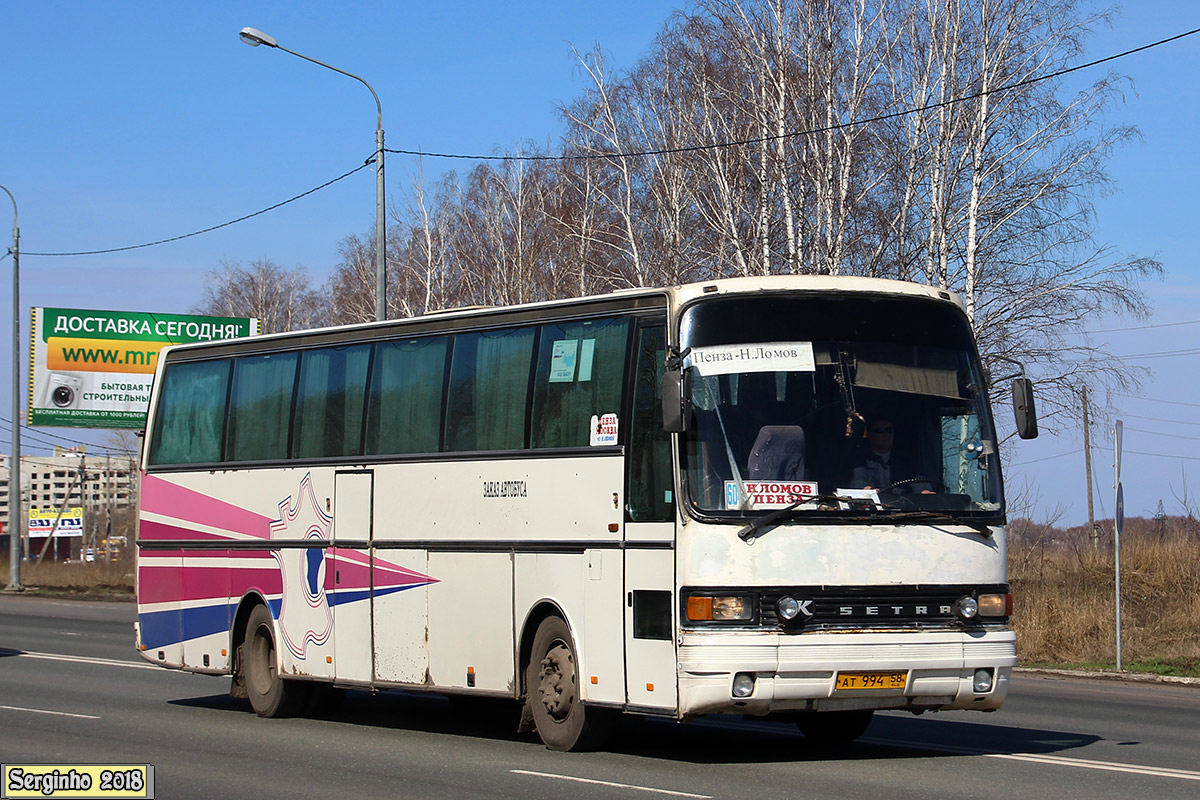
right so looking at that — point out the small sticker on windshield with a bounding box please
[725,480,817,510]
[590,413,618,446]
[688,342,815,375]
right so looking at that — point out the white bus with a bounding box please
[135,275,1036,750]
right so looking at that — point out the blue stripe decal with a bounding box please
[139,602,236,651]
[139,585,424,650]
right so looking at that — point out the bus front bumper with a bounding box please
[677,629,1016,717]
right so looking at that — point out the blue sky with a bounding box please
[2,1,1198,526]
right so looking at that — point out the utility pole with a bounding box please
[1082,385,1098,551]
[35,454,85,565]
[3,184,21,592]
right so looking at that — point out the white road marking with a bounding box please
[988,752,1200,781]
[867,737,1200,783]
[511,769,712,798]
[12,650,162,671]
[0,704,100,720]
[694,720,1200,784]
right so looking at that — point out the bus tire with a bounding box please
[526,616,614,751]
[796,710,874,745]
[244,605,308,718]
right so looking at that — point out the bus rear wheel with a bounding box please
[243,605,308,718]
[527,616,614,751]
[796,709,874,745]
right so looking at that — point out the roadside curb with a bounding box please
[1016,667,1200,687]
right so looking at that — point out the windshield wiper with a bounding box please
[871,508,994,537]
[737,496,994,543]
[736,494,848,543]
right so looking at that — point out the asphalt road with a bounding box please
[2,594,1198,800]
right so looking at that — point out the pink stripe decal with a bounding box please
[138,519,232,542]
[141,474,271,539]
[138,562,283,605]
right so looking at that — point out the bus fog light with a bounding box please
[776,596,801,621]
[955,596,979,620]
[732,672,755,698]
[973,668,994,693]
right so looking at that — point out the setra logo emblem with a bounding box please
[838,604,954,617]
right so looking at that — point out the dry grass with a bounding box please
[1010,530,1200,672]
[3,558,134,599]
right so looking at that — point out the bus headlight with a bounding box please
[732,672,756,698]
[955,595,979,620]
[973,668,994,693]
[776,596,801,621]
[686,595,753,622]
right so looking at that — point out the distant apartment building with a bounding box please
[1,447,138,560]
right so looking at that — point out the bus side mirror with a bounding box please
[662,367,690,433]
[1013,378,1038,439]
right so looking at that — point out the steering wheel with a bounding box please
[882,477,944,493]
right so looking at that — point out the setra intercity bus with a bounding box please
[134,275,1037,750]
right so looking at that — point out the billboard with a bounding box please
[29,308,259,429]
[28,506,84,538]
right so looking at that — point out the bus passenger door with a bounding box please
[623,323,678,711]
[332,470,374,684]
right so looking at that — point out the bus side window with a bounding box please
[148,359,231,466]
[445,327,536,452]
[531,317,630,449]
[627,324,673,522]
[365,337,449,456]
[226,352,299,463]
[293,344,371,459]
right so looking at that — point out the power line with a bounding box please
[22,161,373,257]
[1085,318,1200,334]
[1118,412,1200,427]
[1123,426,1200,442]
[1111,393,1200,409]
[1090,442,1200,463]
[0,417,133,454]
[1008,448,1082,466]
[1126,448,1200,463]
[385,27,1200,163]
[1117,349,1200,361]
[11,26,1200,260]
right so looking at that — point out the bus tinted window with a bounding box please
[148,360,230,465]
[226,352,299,462]
[293,344,371,459]
[445,327,536,452]
[365,337,449,455]
[531,317,630,448]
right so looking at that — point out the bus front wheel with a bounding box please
[526,616,614,751]
[243,605,308,718]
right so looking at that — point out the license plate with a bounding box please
[834,671,907,691]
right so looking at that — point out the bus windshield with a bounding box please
[679,293,1003,518]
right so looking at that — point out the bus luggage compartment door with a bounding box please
[624,525,678,711]
[332,470,374,684]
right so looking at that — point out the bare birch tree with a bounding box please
[194,257,326,333]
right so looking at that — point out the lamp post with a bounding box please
[2,184,22,592]
[239,27,386,322]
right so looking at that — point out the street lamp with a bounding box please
[1,183,22,592]
[240,27,387,322]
